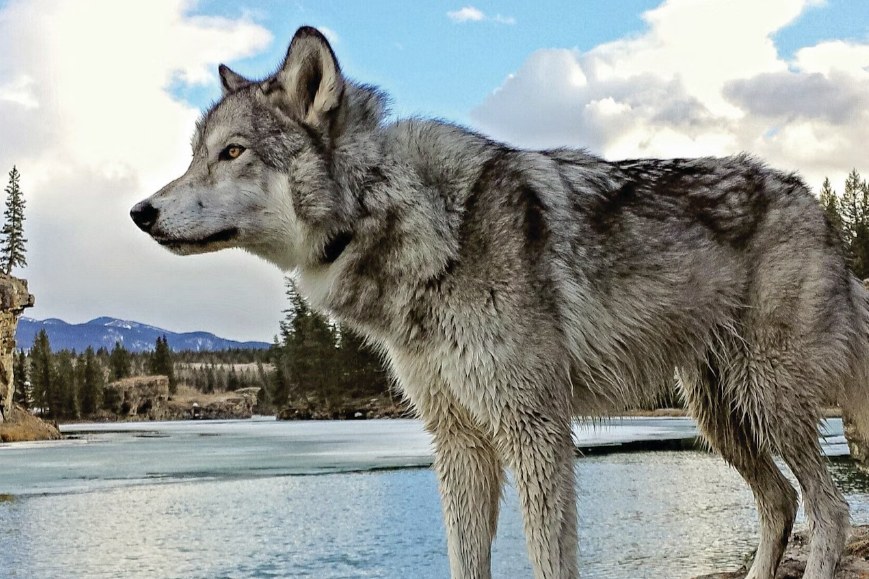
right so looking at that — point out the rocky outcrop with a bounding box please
[277,396,410,420]
[0,274,34,423]
[167,387,261,420]
[103,376,170,420]
[694,525,869,578]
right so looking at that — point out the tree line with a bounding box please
[15,330,271,419]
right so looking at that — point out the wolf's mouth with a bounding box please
[155,227,240,247]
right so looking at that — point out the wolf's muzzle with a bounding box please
[130,201,159,233]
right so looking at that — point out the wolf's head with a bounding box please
[130,27,384,271]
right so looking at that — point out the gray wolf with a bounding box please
[131,26,869,579]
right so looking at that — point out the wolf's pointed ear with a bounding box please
[271,26,344,126]
[219,64,249,95]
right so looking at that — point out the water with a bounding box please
[0,418,866,578]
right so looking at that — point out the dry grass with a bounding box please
[0,406,61,442]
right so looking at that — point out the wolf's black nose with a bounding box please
[130,201,159,233]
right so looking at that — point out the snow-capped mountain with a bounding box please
[16,316,271,353]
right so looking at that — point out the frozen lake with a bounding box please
[0,417,865,578]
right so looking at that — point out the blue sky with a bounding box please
[0,0,867,341]
[172,0,869,123]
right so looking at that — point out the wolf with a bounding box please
[131,26,869,579]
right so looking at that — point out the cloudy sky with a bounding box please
[0,0,867,342]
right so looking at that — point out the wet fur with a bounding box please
[132,27,869,579]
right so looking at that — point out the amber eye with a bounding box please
[219,144,246,161]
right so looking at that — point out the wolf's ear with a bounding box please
[270,26,344,126]
[218,64,249,95]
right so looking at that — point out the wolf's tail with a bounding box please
[842,278,869,463]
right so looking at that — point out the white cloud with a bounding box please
[0,75,38,109]
[447,6,485,23]
[471,0,869,188]
[447,6,514,25]
[0,0,285,341]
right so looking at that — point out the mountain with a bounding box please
[16,316,271,353]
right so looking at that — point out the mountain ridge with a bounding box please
[16,316,271,353]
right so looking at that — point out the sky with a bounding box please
[0,0,867,342]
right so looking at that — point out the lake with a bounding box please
[0,418,867,578]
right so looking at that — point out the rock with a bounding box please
[0,274,34,423]
[166,387,262,420]
[694,525,869,578]
[104,376,170,420]
[277,396,411,420]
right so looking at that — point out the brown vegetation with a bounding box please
[0,404,60,442]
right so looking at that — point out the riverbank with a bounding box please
[696,525,869,578]
[0,405,61,442]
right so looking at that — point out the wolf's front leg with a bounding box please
[427,407,503,579]
[499,409,578,579]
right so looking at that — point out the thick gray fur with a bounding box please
[131,26,869,579]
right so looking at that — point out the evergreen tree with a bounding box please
[270,279,339,410]
[109,341,132,381]
[79,346,104,415]
[205,364,216,393]
[54,350,78,419]
[839,170,869,279]
[30,329,53,416]
[819,177,844,242]
[149,335,176,393]
[337,327,389,398]
[0,166,26,274]
[226,367,240,391]
[12,350,29,408]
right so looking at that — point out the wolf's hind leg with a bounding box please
[736,340,848,579]
[778,429,848,579]
[426,401,503,579]
[774,403,848,579]
[679,363,798,579]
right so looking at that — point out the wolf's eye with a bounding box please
[219,144,246,161]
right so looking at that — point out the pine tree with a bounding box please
[79,346,104,415]
[0,166,26,274]
[839,170,869,279]
[205,364,216,393]
[270,279,339,411]
[337,327,389,398]
[149,335,176,393]
[109,341,132,381]
[819,177,844,242]
[30,329,53,416]
[54,350,78,419]
[12,350,29,408]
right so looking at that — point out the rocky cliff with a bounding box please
[103,376,170,420]
[0,273,33,422]
[0,274,60,442]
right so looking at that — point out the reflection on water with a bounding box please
[0,420,866,578]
